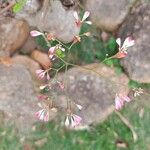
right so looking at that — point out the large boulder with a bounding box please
[119,2,150,83]
[0,64,38,134]
[55,63,130,126]
[0,17,29,56]
[12,55,41,78]
[16,0,80,43]
[83,0,138,32]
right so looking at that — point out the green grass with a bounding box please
[0,95,149,150]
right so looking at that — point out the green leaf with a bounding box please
[56,49,65,58]
[13,0,27,13]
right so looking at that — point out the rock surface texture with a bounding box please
[55,63,129,126]
[0,17,29,56]
[0,64,38,134]
[119,2,150,83]
[83,0,138,32]
[16,0,80,43]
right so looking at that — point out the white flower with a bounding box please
[73,11,92,27]
[115,37,135,58]
[30,30,43,37]
[35,109,49,122]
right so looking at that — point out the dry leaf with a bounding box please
[0,57,12,67]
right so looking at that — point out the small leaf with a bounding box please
[13,0,27,13]
[13,3,23,13]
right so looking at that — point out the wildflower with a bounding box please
[133,88,144,97]
[114,37,135,58]
[36,69,50,80]
[36,69,46,79]
[65,114,82,128]
[115,94,131,110]
[35,109,49,122]
[73,11,92,27]
[71,114,82,127]
[30,30,43,37]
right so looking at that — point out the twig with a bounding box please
[0,0,16,16]
[115,110,138,142]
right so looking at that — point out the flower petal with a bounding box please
[36,69,44,75]
[115,96,124,110]
[46,72,50,80]
[73,114,82,125]
[35,109,44,119]
[84,21,92,25]
[73,11,79,21]
[82,11,90,22]
[122,37,135,48]
[65,116,70,127]
[122,95,131,103]
[49,46,56,53]
[116,38,121,48]
[30,30,43,37]
[44,112,49,122]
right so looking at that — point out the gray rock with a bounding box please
[0,64,38,134]
[0,17,29,56]
[119,2,150,83]
[55,63,129,125]
[83,0,138,32]
[16,0,80,43]
[12,55,41,78]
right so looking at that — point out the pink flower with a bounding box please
[36,69,46,79]
[121,95,131,103]
[115,95,124,110]
[48,46,56,59]
[35,109,49,122]
[30,30,43,37]
[71,114,82,127]
[115,94,132,110]
[36,69,50,80]
[114,37,135,58]
[65,114,82,128]
[73,11,92,27]
[37,95,48,101]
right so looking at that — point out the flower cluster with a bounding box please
[35,96,57,122]
[30,9,137,128]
